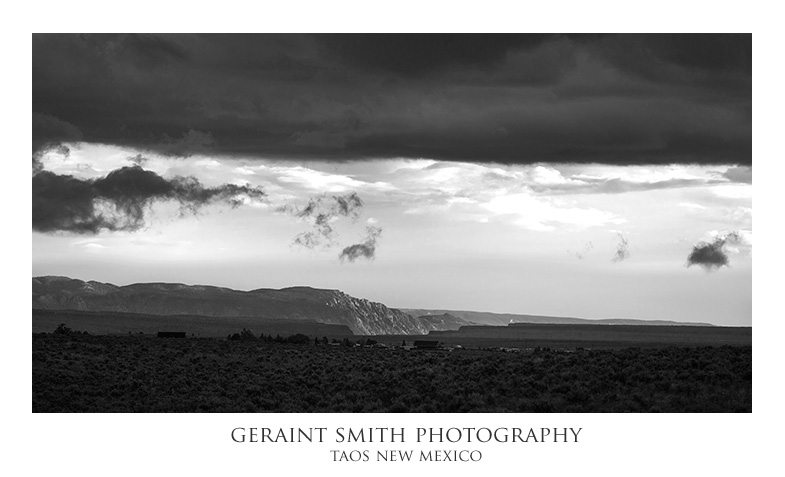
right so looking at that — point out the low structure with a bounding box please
[157,331,186,338]
[413,340,439,349]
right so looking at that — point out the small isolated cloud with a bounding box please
[278,192,364,249]
[32,165,266,234]
[340,225,382,262]
[292,231,324,249]
[686,230,745,271]
[571,241,593,260]
[612,232,630,263]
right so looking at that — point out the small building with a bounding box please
[157,331,186,338]
[413,340,439,349]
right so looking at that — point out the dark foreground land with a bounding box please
[33,333,751,412]
[376,323,752,350]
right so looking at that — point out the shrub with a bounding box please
[286,334,311,345]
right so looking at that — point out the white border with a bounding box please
[9,4,779,476]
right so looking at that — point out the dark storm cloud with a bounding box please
[76,33,190,68]
[592,34,751,86]
[32,165,266,234]
[340,226,382,262]
[155,130,216,157]
[686,231,743,271]
[33,34,751,165]
[32,113,83,174]
[278,193,363,248]
[319,34,567,76]
[612,233,630,263]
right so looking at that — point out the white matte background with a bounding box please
[7,2,776,476]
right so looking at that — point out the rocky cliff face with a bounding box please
[322,290,429,335]
[32,276,435,335]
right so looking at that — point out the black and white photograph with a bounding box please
[31,32,753,414]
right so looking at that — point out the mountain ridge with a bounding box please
[32,276,433,335]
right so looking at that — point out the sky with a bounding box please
[32,34,752,326]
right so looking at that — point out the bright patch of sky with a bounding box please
[33,143,752,325]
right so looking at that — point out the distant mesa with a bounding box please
[402,309,713,327]
[33,276,712,337]
[34,276,447,335]
[415,313,473,331]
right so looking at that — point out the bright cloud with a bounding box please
[679,202,707,209]
[483,193,625,231]
[526,165,580,185]
[711,185,753,199]
[271,165,394,193]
